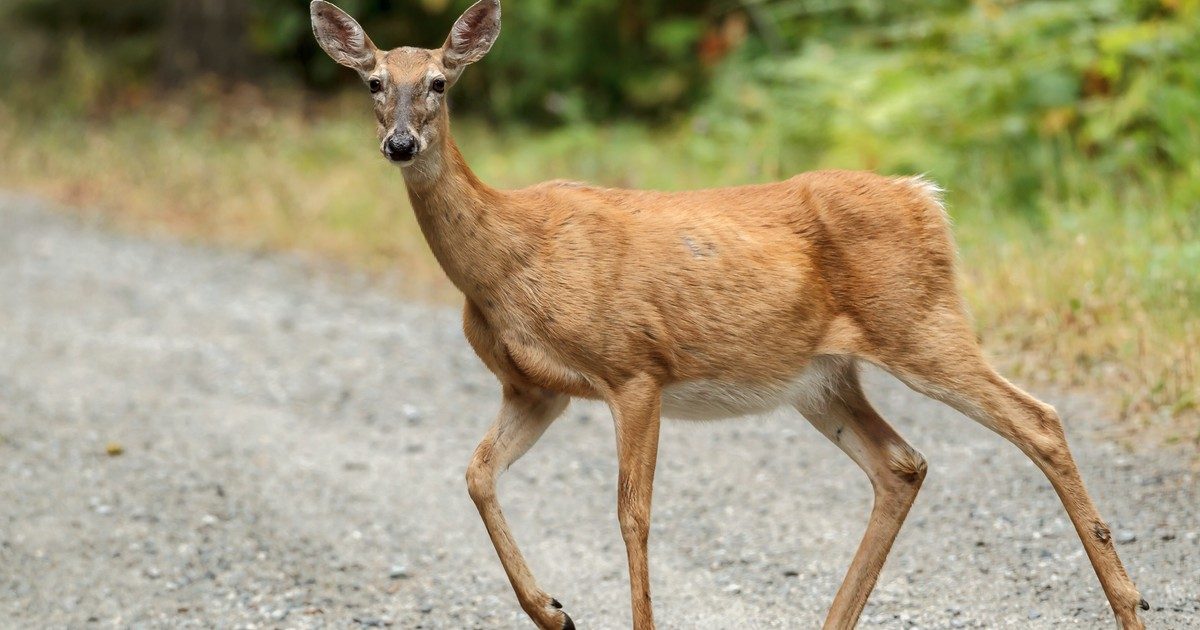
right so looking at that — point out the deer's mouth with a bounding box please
[382,147,418,165]
[388,153,417,166]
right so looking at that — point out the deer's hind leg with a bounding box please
[875,311,1146,629]
[794,357,928,630]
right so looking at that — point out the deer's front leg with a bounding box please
[467,385,574,630]
[608,376,664,630]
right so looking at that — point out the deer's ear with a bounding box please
[441,0,500,80]
[311,0,378,74]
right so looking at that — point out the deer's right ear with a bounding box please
[311,0,378,74]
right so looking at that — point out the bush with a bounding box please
[1,0,719,123]
[697,0,1200,213]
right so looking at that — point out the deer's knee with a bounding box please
[885,442,928,486]
[1015,402,1073,471]
[466,458,495,504]
[872,442,927,499]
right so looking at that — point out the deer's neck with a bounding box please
[401,130,528,302]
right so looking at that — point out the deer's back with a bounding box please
[467,170,960,404]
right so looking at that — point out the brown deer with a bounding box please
[310,1,1147,628]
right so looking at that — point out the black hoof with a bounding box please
[1139,598,1150,611]
[546,597,572,629]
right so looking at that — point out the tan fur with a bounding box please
[311,2,1146,628]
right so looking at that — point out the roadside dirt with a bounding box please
[2,196,1196,628]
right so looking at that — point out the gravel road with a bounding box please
[1,195,1197,629]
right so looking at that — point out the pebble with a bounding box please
[1116,531,1137,544]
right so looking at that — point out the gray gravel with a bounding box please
[1,195,1197,629]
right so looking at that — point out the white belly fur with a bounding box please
[660,356,852,420]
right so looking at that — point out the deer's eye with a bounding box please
[431,77,446,94]
[368,78,382,93]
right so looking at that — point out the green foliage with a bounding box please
[4,0,165,80]
[1,0,716,122]
[699,0,1200,214]
[469,0,710,122]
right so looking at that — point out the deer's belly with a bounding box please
[661,358,847,420]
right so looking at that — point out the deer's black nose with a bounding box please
[384,133,417,162]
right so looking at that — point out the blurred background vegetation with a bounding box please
[0,0,1196,438]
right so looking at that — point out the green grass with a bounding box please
[0,94,1195,439]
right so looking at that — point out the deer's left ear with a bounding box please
[441,0,500,82]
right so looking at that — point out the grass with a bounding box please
[0,92,1195,441]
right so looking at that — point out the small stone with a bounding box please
[388,564,409,579]
[1028,610,1042,620]
[402,404,422,424]
[105,442,124,457]
[782,569,800,577]
[723,583,741,594]
[1115,531,1137,544]
[270,609,288,621]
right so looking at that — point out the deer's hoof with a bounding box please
[546,597,573,630]
[1139,598,1150,611]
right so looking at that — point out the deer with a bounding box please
[309,1,1147,628]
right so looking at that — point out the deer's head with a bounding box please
[311,0,499,166]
